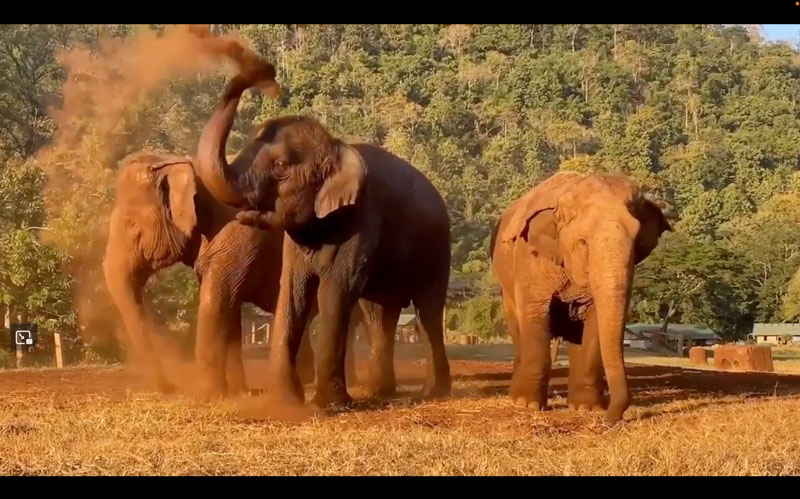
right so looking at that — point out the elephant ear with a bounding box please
[498,171,584,245]
[523,210,563,266]
[158,162,198,237]
[552,189,583,229]
[315,143,367,219]
[633,197,672,264]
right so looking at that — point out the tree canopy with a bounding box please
[2,24,800,345]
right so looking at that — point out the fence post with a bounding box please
[5,308,23,369]
[54,332,64,368]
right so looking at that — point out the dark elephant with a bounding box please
[194,73,453,407]
[103,152,361,399]
[490,172,670,423]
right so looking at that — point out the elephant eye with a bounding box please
[274,159,287,168]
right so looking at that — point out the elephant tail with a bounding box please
[489,216,501,262]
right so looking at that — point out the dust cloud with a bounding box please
[47,24,278,154]
[36,25,280,399]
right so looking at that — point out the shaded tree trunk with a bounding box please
[572,25,580,53]
[661,301,676,332]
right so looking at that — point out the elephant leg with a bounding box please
[225,314,248,397]
[511,299,551,410]
[413,281,452,400]
[195,280,233,401]
[296,327,316,386]
[567,307,607,412]
[501,294,522,378]
[310,279,357,408]
[123,315,174,394]
[345,318,359,387]
[359,300,399,398]
[267,267,318,405]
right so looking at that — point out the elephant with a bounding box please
[193,72,453,408]
[490,171,671,423]
[102,151,362,400]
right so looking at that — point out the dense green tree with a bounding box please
[3,24,800,348]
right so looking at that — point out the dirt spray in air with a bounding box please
[37,24,280,394]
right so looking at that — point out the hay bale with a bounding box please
[713,344,773,372]
[689,346,708,365]
[459,335,471,345]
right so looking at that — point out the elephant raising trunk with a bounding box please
[196,75,252,208]
[103,152,371,399]
[194,70,454,408]
[196,56,278,208]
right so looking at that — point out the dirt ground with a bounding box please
[1,346,799,475]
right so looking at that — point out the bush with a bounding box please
[77,339,123,365]
[462,295,506,340]
[478,335,513,345]
[0,348,14,369]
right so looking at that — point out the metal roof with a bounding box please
[626,323,721,340]
[751,323,800,335]
[397,314,417,326]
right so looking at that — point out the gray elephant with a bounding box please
[103,152,361,399]
[490,172,671,423]
[193,72,453,408]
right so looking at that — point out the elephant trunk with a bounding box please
[196,75,252,208]
[103,250,172,392]
[588,218,637,423]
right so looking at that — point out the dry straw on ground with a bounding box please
[1,358,799,476]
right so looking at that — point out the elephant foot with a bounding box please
[513,396,546,411]
[421,379,452,401]
[365,366,397,398]
[198,384,227,403]
[270,389,305,407]
[226,381,249,398]
[268,386,306,406]
[602,411,625,425]
[262,365,306,406]
[567,385,608,413]
[602,397,631,425]
[144,365,177,395]
[310,387,353,410]
[196,367,229,401]
[154,375,176,395]
[510,378,548,411]
[263,381,305,407]
[365,380,397,399]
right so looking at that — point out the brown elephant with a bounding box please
[193,73,453,408]
[102,152,362,399]
[490,171,671,423]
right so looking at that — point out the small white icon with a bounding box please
[15,330,33,346]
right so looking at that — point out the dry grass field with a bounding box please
[1,345,800,475]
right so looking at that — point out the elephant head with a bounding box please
[500,172,671,421]
[102,152,203,391]
[195,75,366,232]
